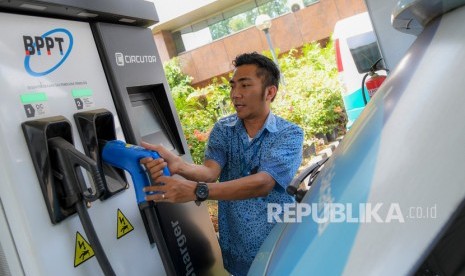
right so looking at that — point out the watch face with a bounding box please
[196,183,209,200]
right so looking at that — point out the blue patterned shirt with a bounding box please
[205,112,304,276]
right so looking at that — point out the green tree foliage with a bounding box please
[165,60,233,163]
[272,40,346,145]
[164,40,346,163]
[209,0,290,41]
[210,20,230,40]
[258,1,288,18]
[228,15,249,32]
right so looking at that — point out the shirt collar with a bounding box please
[264,112,278,133]
[225,112,278,133]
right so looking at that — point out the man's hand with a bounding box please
[140,157,167,182]
[144,176,197,203]
[140,141,184,176]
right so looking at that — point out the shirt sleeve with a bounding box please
[259,124,304,190]
[204,122,228,168]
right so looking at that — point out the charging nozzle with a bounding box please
[101,140,176,274]
[102,140,170,204]
[101,140,171,244]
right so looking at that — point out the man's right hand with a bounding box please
[140,141,184,176]
[141,141,221,184]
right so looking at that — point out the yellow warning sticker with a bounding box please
[117,209,134,239]
[74,231,95,267]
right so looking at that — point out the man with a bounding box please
[141,52,303,275]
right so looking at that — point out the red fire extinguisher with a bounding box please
[361,58,389,105]
[365,72,386,98]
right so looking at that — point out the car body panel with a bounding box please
[250,1,465,275]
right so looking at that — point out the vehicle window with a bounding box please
[347,31,383,74]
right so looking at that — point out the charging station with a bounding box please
[0,1,225,275]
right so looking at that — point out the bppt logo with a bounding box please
[23,28,73,77]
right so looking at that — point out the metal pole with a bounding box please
[263,28,286,86]
[263,28,279,65]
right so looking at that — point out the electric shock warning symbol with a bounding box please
[117,209,134,239]
[74,231,95,267]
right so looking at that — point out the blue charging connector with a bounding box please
[102,140,170,203]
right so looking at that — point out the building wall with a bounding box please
[153,0,367,86]
[153,30,177,63]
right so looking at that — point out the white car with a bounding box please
[333,12,385,129]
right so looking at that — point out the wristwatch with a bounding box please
[195,182,209,206]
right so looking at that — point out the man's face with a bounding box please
[229,64,272,121]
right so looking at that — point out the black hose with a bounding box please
[76,201,116,276]
[361,72,369,106]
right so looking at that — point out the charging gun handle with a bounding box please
[66,145,105,202]
[48,137,115,276]
[48,137,105,201]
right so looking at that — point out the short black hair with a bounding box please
[233,52,280,90]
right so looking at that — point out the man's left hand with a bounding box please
[144,176,197,203]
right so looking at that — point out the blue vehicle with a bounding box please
[250,0,465,275]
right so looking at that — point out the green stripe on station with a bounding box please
[20,92,47,103]
[72,88,93,98]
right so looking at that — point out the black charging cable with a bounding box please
[48,137,115,276]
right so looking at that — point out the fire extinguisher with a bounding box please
[361,58,389,105]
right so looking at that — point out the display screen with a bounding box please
[132,98,175,151]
